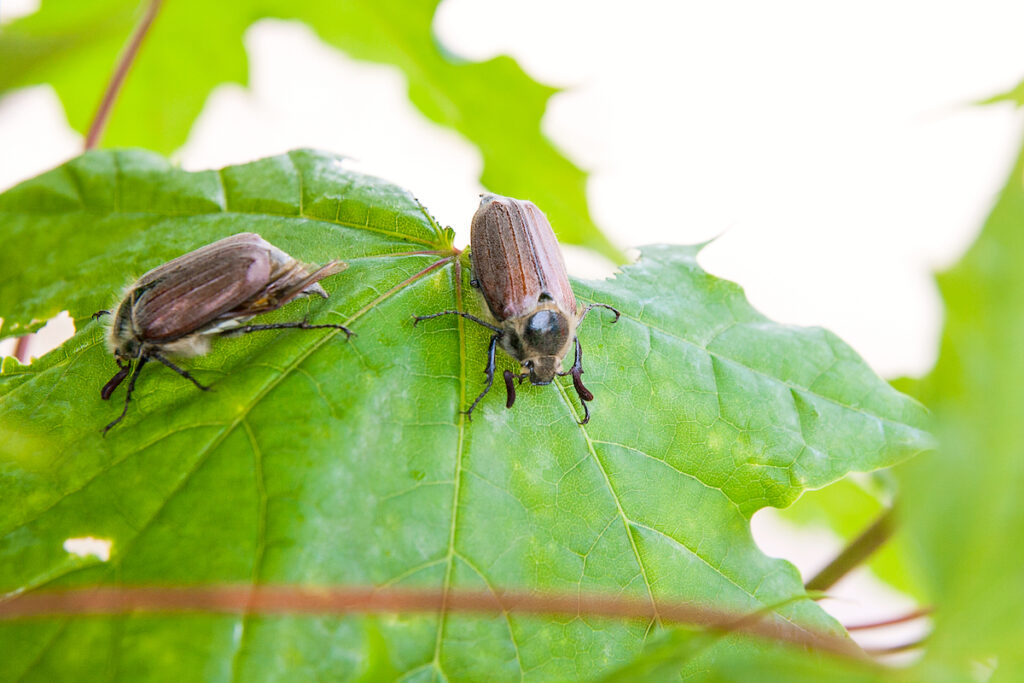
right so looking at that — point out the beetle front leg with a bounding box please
[504,369,531,408]
[464,333,500,420]
[102,355,149,435]
[100,358,131,401]
[558,336,594,424]
[503,369,516,408]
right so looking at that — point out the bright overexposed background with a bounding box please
[3,0,1023,654]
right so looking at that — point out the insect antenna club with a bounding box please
[414,194,620,424]
[95,232,352,435]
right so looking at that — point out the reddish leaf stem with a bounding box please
[845,607,932,631]
[0,585,864,658]
[12,335,32,364]
[84,0,163,150]
[863,637,928,655]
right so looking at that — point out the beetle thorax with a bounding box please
[501,303,576,385]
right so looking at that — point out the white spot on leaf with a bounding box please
[63,537,112,562]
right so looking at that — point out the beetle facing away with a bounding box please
[414,194,619,423]
[96,232,352,434]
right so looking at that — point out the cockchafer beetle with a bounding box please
[414,194,619,423]
[95,232,351,434]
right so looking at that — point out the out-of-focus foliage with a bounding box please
[0,0,622,260]
[897,109,1024,679]
[776,475,923,600]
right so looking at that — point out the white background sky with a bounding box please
[3,0,1023,654]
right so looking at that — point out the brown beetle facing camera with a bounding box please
[415,194,619,423]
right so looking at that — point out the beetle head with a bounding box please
[117,338,140,358]
[515,308,573,385]
[523,355,560,385]
[107,325,141,360]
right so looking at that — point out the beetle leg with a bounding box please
[100,358,131,400]
[231,320,354,339]
[569,337,595,400]
[558,336,594,424]
[503,369,517,408]
[413,310,502,334]
[578,302,621,326]
[150,351,211,392]
[102,356,149,435]
[464,333,500,420]
[575,391,592,424]
[92,309,111,320]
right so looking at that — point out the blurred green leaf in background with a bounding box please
[776,474,924,602]
[897,91,1024,679]
[0,0,622,261]
[741,86,1024,680]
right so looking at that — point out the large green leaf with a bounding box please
[897,115,1024,679]
[602,629,884,682]
[0,150,930,680]
[0,0,621,261]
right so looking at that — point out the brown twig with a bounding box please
[806,506,896,592]
[863,637,928,655]
[12,335,32,364]
[845,607,932,631]
[0,585,864,658]
[84,0,163,150]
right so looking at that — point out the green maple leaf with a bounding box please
[0,150,929,680]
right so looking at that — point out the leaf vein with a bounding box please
[552,379,660,626]
[453,551,524,680]
[432,258,469,671]
[582,299,927,437]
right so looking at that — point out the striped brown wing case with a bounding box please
[131,233,275,342]
[470,194,577,322]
